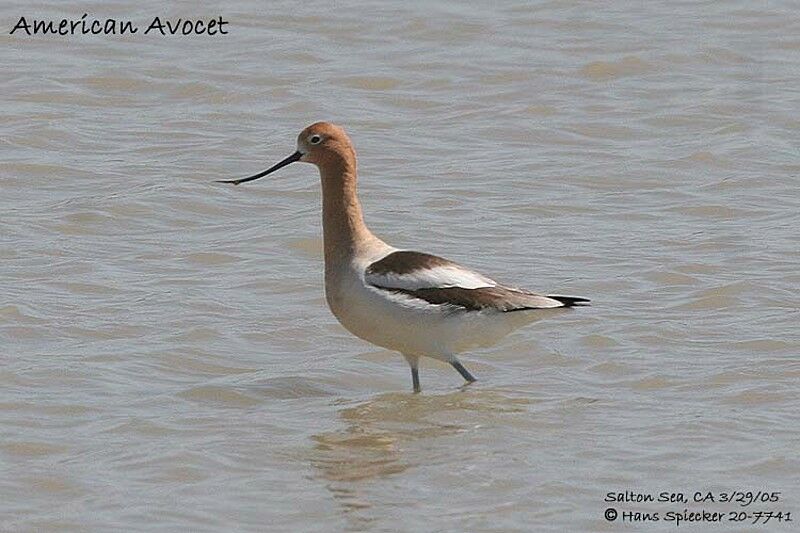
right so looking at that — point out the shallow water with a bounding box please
[2,1,799,531]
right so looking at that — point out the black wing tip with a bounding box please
[547,295,591,307]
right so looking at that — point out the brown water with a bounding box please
[2,1,799,531]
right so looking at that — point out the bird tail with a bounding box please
[546,295,591,307]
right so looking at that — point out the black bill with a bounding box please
[217,150,302,185]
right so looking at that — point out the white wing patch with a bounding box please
[366,263,496,291]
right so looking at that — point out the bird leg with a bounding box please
[450,359,477,384]
[403,354,421,393]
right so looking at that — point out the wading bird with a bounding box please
[219,122,588,392]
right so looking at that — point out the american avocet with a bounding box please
[219,122,589,392]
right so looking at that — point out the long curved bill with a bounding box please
[217,150,302,185]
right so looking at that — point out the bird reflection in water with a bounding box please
[308,390,532,528]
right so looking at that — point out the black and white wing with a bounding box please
[364,250,588,312]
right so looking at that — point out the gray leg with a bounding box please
[450,359,476,383]
[403,354,421,393]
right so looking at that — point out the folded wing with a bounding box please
[365,250,587,312]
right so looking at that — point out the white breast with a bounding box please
[324,250,549,359]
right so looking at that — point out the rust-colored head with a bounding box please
[296,122,355,167]
[218,122,356,185]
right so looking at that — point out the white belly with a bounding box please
[324,262,554,359]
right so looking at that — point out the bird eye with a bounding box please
[309,135,322,145]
